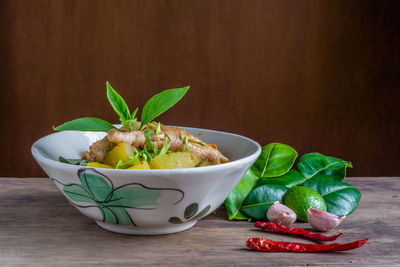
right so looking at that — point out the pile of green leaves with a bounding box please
[225,143,361,221]
[53,81,189,132]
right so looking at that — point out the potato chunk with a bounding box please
[86,162,113,169]
[103,143,135,168]
[128,161,151,170]
[150,152,199,169]
[200,160,210,167]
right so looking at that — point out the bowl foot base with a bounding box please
[95,220,197,235]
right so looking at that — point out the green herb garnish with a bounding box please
[54,82,189,132]
[107,81,138,131]
[115,155,141,169]
[53,118,116,132]
[155,122,162,135]
[158,141,170,157]
[138,148,152,163]
[58,156,90,166]
[165,133,171,142]
[140,86,189,129]
[145,129,154,151]
[106,81,131,122]
[104,147,114,153]
[183,136,189,152]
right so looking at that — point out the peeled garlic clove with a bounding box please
[267,201,297,227]
[307,208,345,232]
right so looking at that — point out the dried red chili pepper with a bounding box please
[246,238,368,252]
[254,221,343,242]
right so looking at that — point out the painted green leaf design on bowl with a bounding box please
[169,203,211,224]
[53,168,184,226]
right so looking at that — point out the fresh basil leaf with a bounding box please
[251,143,298,178]
[257,170,306,188]
[131,107,138,119]
[104,147,113,153]
[115,160,126,169]
[122,118,137,131]
[156,122,161,134]
[165,133,171,142]
[297,153,353,181]
[58,156,90,166]
[225,170,259,220]
[183,136,189,152]
[58,156,71,164]
[115,160,135,169]
[158,141,170,157]
[303,176,361,216]
[106,81,131,121]
[241,184,289,221]
[115,153,141,169]
[53,117,116,132]
[140,86,189,128]
[145,129,154,151]
[139,148,152,163]
[152,145,158,155]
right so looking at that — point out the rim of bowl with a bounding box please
[31,126,262,174]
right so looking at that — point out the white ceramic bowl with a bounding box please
[32,126,261,235]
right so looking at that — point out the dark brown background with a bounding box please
[0,0,399,177]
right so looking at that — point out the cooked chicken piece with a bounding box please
[82,136,115,162]
[108,125,228,164]
[83,124,229,165]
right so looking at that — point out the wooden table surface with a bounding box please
[0,177,399,266]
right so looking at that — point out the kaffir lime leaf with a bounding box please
[283,186,326,222]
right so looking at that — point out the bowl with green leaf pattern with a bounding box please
[32,126,261,235]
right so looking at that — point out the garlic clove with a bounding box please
[307,208,345,232]
[267,201,297,227]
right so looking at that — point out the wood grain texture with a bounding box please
[0,0,399,177]
[0,177,399,266]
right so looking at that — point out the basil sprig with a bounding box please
[106,81,138,131]
[54,82,190,132]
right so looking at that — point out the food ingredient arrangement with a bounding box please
[226,143,361,221]
[225,143,367,252]
[53,82,367,252]
[54,82,228,169]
